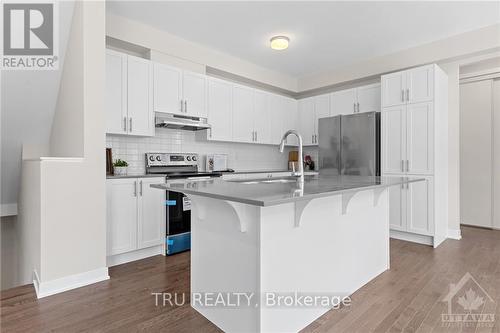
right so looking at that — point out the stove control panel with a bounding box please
[146,153,198,167]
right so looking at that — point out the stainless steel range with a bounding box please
[145,153,221,255]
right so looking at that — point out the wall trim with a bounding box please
[447,228,462,240]
[33,267,109,299]
[107,245,164,267]
[390,230,434,246]
[1,203,18,217]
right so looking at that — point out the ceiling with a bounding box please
[106,1,500,78]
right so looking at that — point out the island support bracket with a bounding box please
[225,201,253,233]
[294,199,312,227]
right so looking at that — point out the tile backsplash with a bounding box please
[106,129,316,175]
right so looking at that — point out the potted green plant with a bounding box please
[113,159,128,176]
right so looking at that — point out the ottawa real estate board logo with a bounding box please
[1,1,58,70]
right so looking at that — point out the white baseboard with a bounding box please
[1,203,18,217]
[447,228,462,240]
[390,230,433,246]
[33,267,109,299]
[107,245,163,267]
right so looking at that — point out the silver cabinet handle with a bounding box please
[406,89,409,102]
[129,117,133,132]
[123,117,127,132]
[406,160,409,172]
[185,100,188,113]
[180,100,184,113]
[401,160,404,172]
[315,134,318,143]
[255,131,258,142]
[357,102,360,113]
[133,181,137,197]
[353,103,356,113]
[312,134,314,143]
[401,90,405,102]
[139,180,143,196]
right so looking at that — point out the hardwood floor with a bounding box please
[1,226,499,332]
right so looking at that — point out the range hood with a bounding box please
[155,113,211,131]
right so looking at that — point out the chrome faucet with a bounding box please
[279,130,304,186]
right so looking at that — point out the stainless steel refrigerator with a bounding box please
[318,111,381,176]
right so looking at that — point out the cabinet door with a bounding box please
[331,88,357,115]
[406,177,433,235]
[207,78,232,141]
[127,56,153,136]
[137,178,165,249]
[253,90,271,144]
[153,63,183,114]
[382,71,405,107]
[183,71,207,118]
[232,84,254,143]
[268,94,284,144]
[406,102,434,174]
[382,105,406,174]
[388,183,406,231]
[357,84,381,113]
[298,98,315,145]
[106,179,138,256]
[105,50,127,135]
[314,94,331,134]
[284,97,298,146]
[406,65,434,104]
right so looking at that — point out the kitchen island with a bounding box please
[152,175,423,333]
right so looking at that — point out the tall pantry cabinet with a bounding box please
[381,64,448,248]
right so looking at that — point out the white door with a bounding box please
[106,179,138,256]
[460,80,493,228]
[357,84,381,113]
[183,71,207,118]
[314,94,331,137]
[382,105,406,174]
[105,50,127,135]
[406,177,433,235]
[207,78,232,141]
[153,63,183,115]
[406,102,434,175]
[406,65,434,104]
[284,97,298,146]
[331,88,357,115]
[127,56,153,136]
[382,71,406,107]
[268,94,284,144]
[137,178,165,249]
[232,84,254,143]
[298,98,315,145]
[388,184,406,231]
[253,90,271,144]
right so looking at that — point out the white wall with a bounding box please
[107,130,292,174]
[106,13,298,91]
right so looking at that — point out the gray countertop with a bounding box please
[106,170,318,179]
[151,175,424,207]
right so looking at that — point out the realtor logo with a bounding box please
[1,1,58,69]
[442,272,495,328]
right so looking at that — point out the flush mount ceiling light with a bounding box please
[270,36,289,50]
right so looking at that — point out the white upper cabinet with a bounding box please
[314,94,331,121]
[253,90,271,144]
[283,97,298,146]
[106,50,153,137]
[268,94,285,144]
[127,56,153,136]
[182,71,208,118]
[331,88,357,115]
[382,104,406,175]
[153,63,207,118]
[207,78,233,141]
[406,65,434,104]
[382,65,434,107]
[106,50,127,135]
[406,102,434,175]
[298,98,315,145]
[232,84,254,143]
[153,63,183,115]
[357,84,381,113]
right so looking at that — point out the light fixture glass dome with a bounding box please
[270,36,289,50]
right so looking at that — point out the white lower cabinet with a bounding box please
[106,177,165,265]
[388,176,434,236]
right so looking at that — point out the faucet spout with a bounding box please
[279,130,304,185]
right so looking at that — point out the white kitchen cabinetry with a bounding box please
[253,90,271,144]
[298,98,315,145]
[207,78,233,141]
[382,65,434,108]
[283,97,299,146]
[106,177,165,266]
[153,63,207,118]
[381,64,448,248]
[268,94,285,144]
[232,84,255,143]
[330,84,381,115]
[106,50,153,136]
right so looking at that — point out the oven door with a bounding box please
[166,190,191,255]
